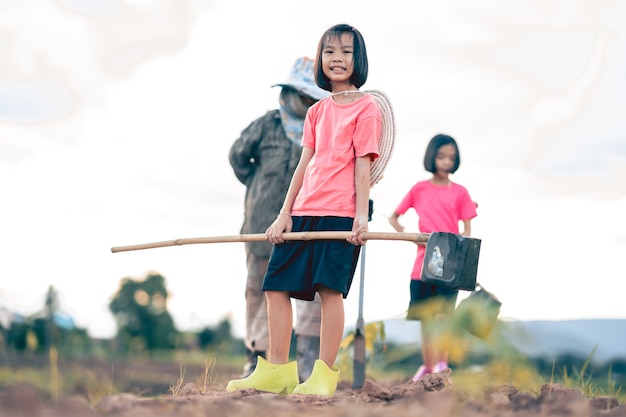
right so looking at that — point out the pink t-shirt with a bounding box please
[395,180,477,279]
[292,95,381,217]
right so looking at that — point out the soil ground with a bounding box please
[1,368,624,417]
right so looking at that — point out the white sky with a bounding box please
[1,0,625,339]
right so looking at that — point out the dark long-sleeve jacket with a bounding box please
[229,110,302,257]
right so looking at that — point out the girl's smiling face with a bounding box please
[321,33,355,87]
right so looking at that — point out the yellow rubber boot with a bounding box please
[292,359,339,396]
[226,356,299,394]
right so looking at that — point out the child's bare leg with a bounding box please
[318,286,344,367]
[266,290,293,363]
[435,313,451,364]
[421,319,436,370]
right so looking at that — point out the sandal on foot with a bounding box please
[411,365,431,382]
[432,361,449,373]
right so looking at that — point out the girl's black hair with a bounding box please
[314,24,369,92]
[423,134,461,174]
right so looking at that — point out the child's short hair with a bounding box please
[423,134,461,174]
[314,24,369,92]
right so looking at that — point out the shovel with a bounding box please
[111,225,482,389]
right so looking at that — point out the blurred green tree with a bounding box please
[4,285,90,355]
[109,272,179,353]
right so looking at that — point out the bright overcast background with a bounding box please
[1,0,625,339]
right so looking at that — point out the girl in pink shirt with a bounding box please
[389,134,477,382]
[227,23,381,396]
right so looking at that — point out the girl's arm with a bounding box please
[348,155,372,246]
[460,219,472,236]
[266,147,314,244]
[389,211,422,245]
[388,212,404,233]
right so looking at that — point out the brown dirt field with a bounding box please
[1,369,624,417]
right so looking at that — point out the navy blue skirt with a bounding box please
[262,216,361,301]
[406,279,458,321]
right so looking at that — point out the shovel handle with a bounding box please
[111,231,429,253]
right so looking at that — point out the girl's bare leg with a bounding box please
[421,319,436,370]
[435,313,451,365]
[266,290,293,364]
[318,287,344,368]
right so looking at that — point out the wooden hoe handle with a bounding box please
[111,231,429,253]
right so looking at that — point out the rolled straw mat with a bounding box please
[365,90,396,187]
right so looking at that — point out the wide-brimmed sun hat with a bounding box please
[272,57,329,101]
[365,89,396,188]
